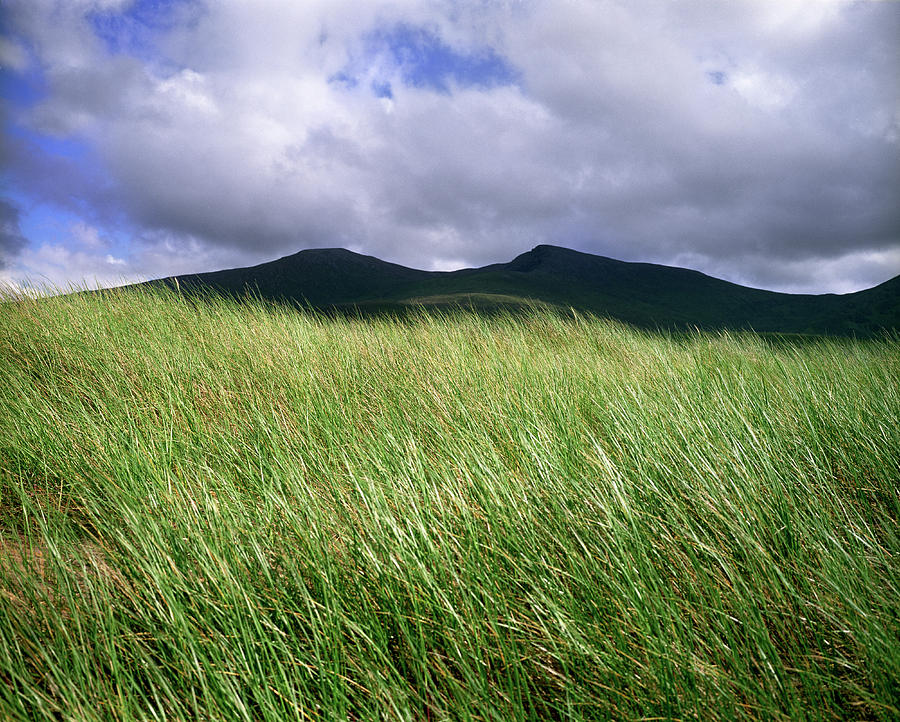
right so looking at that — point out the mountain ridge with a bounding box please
[148,244,900,336]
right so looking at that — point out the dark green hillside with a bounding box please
[163,247,431,306]
[149,244,899,335]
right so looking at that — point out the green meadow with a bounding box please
[1,287,898,720]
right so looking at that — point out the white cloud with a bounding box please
[0,37,28,72]
[71,221,105,249]
[730,69,798,113]
[11,242,131,290]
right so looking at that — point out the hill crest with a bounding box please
[150,245,899,335]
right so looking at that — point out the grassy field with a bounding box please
[1,287,898,721]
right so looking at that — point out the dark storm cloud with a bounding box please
[0,199,27,270]
[2,0,898,292]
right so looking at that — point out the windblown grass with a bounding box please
[1,287,898,720]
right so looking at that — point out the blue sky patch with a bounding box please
[7,126,92,162]
[379,24,518,92]
[88,0,198,59]
[329,71,360,92]
[371,80,393,99]
[707,70,728,86]
[333,23,519,97]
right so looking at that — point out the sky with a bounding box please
[1,0,898,295]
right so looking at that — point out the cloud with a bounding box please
[0,36,28,72]
[5,222,256,291]
[0,199,28,269]
[1,0,898,293]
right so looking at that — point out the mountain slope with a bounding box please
[165,248,431,306]
[150,244,900,335]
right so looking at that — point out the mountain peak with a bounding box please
[507,244,606,273]
[145,244,898,335]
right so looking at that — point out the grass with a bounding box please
[0,286,898,720]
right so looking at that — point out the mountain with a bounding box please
[149,244,900,336]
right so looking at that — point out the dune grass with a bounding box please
[0,286,898,720]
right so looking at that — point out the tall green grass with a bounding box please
[1,287,898,720]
